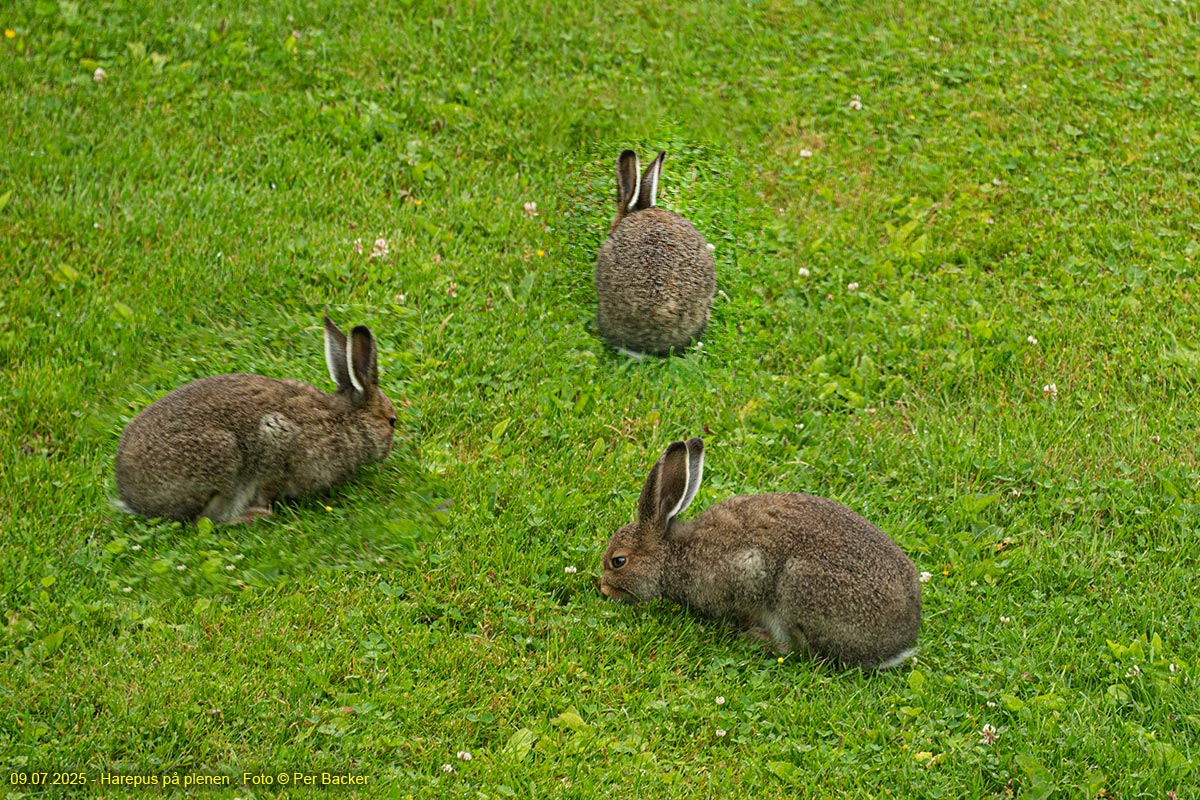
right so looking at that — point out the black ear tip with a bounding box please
[687,436,704,450]
[350,325,374,341]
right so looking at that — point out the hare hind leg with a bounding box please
[196,413,295,524]
[199,481,261,524]
[875,647,917,670]
[744,611,805,655]
[235,505,274,524]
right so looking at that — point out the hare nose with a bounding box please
[600,583,615,598]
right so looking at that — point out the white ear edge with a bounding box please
[324,325,342,386]
[677,441,704,515]
[661,456,688,521]
[346,337,364,393]
[625,154,641,212]
[644,155,662,208]
[662,440,702,521]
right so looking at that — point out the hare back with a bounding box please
[686,493,910,562]
[121,374,327,440]
[680,493,921,667]
[115,374,343,521]
[595,211,716,355]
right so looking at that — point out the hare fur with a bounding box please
[114,317,395,524]
[595,150,716,357]
[601,438,922,670]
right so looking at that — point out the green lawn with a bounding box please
[2,0,1198,796]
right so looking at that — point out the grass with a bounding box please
[2,0,1199,796]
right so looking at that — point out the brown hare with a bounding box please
[115,317,395,524]
[601,438,922,669]
[595,150,716,357]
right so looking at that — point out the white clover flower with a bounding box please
[799,149,813,158]
[131,544,142,552]
[456,751,472,761]
[370,238,389,259]
[1000,616,1012,623]
[980,724,998,745]
[715,696,726,706]
[176,564,186,571]
[93,67,107,83]
[919,571,932,583]
[353,239,363,255]
[797,267,810,278]
[1026,335,1038,345]
[849,95,863,111]
[1042,383,1058,400]
[847,282,859,292]
[122,586,132,593]
[1126,665,1141,678]
[706,242,716,252]
[1169,663,1178,673]
[522,201,538,217]
[715,729,727,738]
[440,764,454,773]
[564,566,578,574]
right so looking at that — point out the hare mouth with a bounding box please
[601,585,642,604]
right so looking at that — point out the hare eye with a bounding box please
[610,556,627,569]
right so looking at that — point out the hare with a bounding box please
[594,150,716,357]
[114,317,396,524]
[600,438,921,669]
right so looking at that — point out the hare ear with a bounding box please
[616,150,641,214]
[324,316,353,391]
[637,440,691,528]
[346,325,378,401]
[677,437,705,515]
[634,151,665,211]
